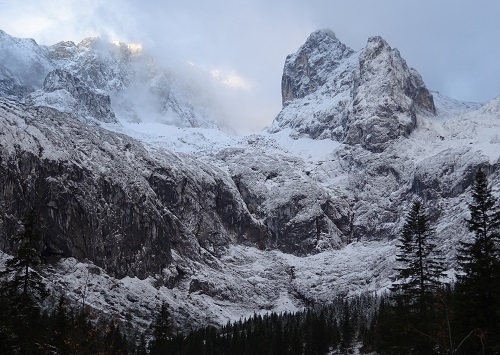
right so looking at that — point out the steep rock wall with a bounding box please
[0,99,266,278]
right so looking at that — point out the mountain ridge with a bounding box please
[0,28,499,332]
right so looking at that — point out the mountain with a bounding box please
[271,29,436,152]
[0,29,52,99]
[0,29,498,333]
[0,30,219,127]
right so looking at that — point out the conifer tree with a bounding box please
[393,201,445,306]
[389,200,445,353]
[2,208,46,308]
[455,169,500,351]
[0,207,47,352]
[149,301,172,355]
[340,300,353,351]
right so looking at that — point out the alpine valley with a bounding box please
[0,27,499,339]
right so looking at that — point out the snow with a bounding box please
[102,121,240,155]
[99,118,343,166]
[276,241,397,300]
[0,239,398,331]
[262,128,341,161]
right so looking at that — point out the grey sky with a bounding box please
[1,0,498,133]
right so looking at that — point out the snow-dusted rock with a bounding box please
[272,31,436,152]
[281,29,354,105]
[26,69,117,123]
[0,99,265,279]
[0,30,222,129]
[218,143,353,254]
[49,37,135,92]
[346,36,435,151]
[0,30,53,99]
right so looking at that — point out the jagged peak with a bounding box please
[274,29,438,150]
[306,28,338,42]
[366,35,389,47]
[77,36,103,49]
[112,40,143,55]
[53,40,77,47]
[362,35,399,61]
[299,28,350,55]
[281,29,354,105]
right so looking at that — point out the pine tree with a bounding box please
[0,208,47,354]
[389,200,445,353]
[135,333,148,355]
[340,301,353,351]
[149,301,172,355]
[393,201,445,306]
[1,208,46,308]
[455,169,500,352]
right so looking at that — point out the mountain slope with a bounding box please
[0,98,267,279]
[0,28,499,333]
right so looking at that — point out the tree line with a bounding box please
[0,209,137,354]
[148,295,379,354]
[374,169,500,354]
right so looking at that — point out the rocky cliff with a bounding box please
[0,99,266,279]
[25,69,117,123]
[271,29,436,152]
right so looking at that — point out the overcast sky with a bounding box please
[1,0,498,133]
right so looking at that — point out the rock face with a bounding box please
[0,99,266,278]
[271,30,436,152]
[217,144,353,254]
[48,37,136,93]
[345,36,435,151]
[281,29,354,105]
[26,69,117,123]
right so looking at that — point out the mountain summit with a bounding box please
[271,30,435,152]
[281,29,354,105]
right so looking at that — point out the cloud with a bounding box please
[210,69,251,91]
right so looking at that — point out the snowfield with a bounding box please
[1,240,398,332]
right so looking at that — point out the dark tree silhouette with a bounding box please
[149,301,173,354]
[387,200,445,353]
[455,169,500,352]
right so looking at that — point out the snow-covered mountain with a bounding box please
[271,29,436,152]
[0,28,498,332]
[0,30,219,127]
